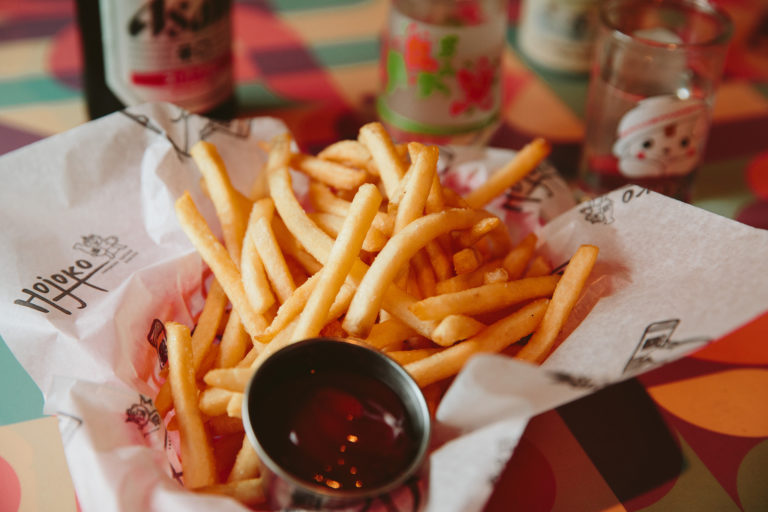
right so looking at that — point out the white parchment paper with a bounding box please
[1,103,767,512]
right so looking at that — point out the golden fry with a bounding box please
[430,314,485,347]
[503,232,538,280]
[191,279,228,372]
[228,437,261,483]
[215,311,250,369]
[309,181,394,236]
[309,211,388,253]
[198,387,235,417]
[358,122,407,199]
[516,245,599,363]
[292,183,382,341]
[291,153,367,190]
[203,367,254,393]
[453,247,481,275]
[436,259,503,294]
[318,139,373,169]
[190,141,252,265]
[363,318,418,351]
[524,255,553,278]
[241,198,277,314]
[464,138,551,209]
[343,209,487,337]
[406,299,549,388]
[394,144,438,233]
[165,322,217,488]
[175,192,267,339]
[411,275,560,320]
[387,348,442,365]
[251,215,296,304]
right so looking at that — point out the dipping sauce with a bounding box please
[258,368,419,491]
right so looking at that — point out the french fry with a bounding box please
[358,122,407,199]
[269,163,433,337]
[155,279,228,415]
[270,215,323,275]
[206,415,245,436]
[406,299,549,387]
[410,275,561,320]
[343,209,488,337]
[175,192,268,339]
[241,198,277,314]
[190,141,252,264]
[309,181,394,236]
[236,346,259,369]
[226,392,243,418]
[516,245,599,363]
[436,259,503,294]
[216,311,250,369]
[199,387,235,417]
[453,247,481,275]
[251,215,296,304]
[309,211,388,253]
[387,348,442,365]
[430,314,485,347]
[411,249,437,297]
[380,285,439,339]
[165,322,217,488]
[463,138,551,209]
[524,254,553,278]
[456,216,501,247]
[228,438,261,482]
[291,153,368,190]
[503,233,538,280]
[260,272,321,342]
[394,144,438,233]
[317,139,373,170]
[363,318,418,351]
[203,367,254,393]
[425,239,454,281]
[292,183,382,341]
[269,166,335,264]
[191,279,228,371]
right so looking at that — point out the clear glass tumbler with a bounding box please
[578,0,732,201]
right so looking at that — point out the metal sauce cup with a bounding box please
[242,338,431,511]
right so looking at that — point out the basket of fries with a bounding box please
[1,102,767,512]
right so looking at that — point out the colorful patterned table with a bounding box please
[1,1,767,511]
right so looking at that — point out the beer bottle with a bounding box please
[75,0,236,119]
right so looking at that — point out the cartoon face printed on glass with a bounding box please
[612,96,708,178]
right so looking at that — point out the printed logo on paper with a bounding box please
[147,319,168,369]
[613,96,708,179]
[126,394,163,437]
[579,196,615,225]
[623,319,710,374]
[13,234,137,316]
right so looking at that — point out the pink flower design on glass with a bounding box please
[451,56,495,116]
[404,23,439,82]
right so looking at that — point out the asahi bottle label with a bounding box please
[99,0,233,112]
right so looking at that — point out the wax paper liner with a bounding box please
[1,103,767,512]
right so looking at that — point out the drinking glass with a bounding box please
[579,0,732,201]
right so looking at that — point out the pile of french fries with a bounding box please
[156,122,598,506]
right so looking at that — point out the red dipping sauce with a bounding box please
[243,338,431,510]
[260,368,418,491]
